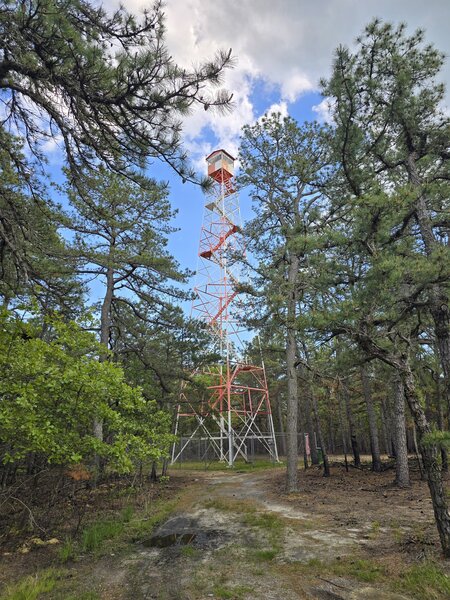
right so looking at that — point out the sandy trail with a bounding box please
[92,469,410,600]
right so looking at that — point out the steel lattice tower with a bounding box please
[171,150,279,466]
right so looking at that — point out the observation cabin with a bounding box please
[206,149,235,181]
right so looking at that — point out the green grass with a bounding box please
[180,544,200,558]
[65,594,100,600]
[243,512,283,530]
[202,497,256,513]
[243,509,284,563]
[252,548,279,561]
[58,538,75,563]
[393,561,450,599]
[120,505,134,523]
[0,568,63,600]
[173,459,284,472]
[50,496,177,562]
[369,520,381,538]
[330,558,384,583]
[73,498,176,556]
[128,498,178,540]
[212,584,252,599]
[81,519,124,552]
[290,556,450,598]
[296,557,385,584]
[2,494,182,599]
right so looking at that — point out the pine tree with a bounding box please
[0,0,233,188]
[239,114,331,491]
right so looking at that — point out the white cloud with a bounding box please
[312,98,333,124]
[263,101,289,120]
[281,72,314,103]
[108,0,450,166]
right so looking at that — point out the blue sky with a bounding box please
[43,0,450,308]
[164,89,327,279]
[116,0,450,277]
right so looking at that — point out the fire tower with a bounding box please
[171,150,279,466]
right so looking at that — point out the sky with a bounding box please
[115,0,450,279]
[41,0,450,306]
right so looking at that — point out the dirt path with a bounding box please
[70,468,416,600]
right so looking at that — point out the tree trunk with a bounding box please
[407,154,450,413]
[338,391,349,472]
[435,368,449,473]
[276,393,287,456]
[328,409,336,454]
[412,424,425,480]
[433,342,449,472]
[303,386,319,465]
[360,365,382,472]
[342,382,361,467]
[94,263,114,474]
[285,255,299,493]
[380,398,394,457]
[392,376,410,488]
[402,363,450,558]
[311,388,330,477]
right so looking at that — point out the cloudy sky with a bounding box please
[118,0,448,273]
[147,0,450,162]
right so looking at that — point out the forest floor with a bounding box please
[1,459,450,600]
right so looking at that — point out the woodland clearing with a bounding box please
[1,461,449,600]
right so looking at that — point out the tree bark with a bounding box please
[360,365,382,472]
[303,385,319,465]
[392,376,410,488]
[342,382,361,467]
[93,263,115,474]
[338,391,349,472]
[285,254,299,492]
[275,392,287,456]
[310,387,330,477]
[407,154,450,413]
[435,371,449,473]
[402,363,450,558]
[380,398,394,457]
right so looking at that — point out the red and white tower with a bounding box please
[171,150,278,466]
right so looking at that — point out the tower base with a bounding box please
[171,362,279,466]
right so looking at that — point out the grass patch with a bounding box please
[120,505,134,523]
[213,584,252,599]
[81,519,124,552]
[293,557,385,584]
[393,561,450,600]
[173,459,284,472]
[330,558,384,583]
[180,544,200,558]
[58,538,76,563]
[252,548,279,561]
[202,497,256,513]
[59,496,178,561]
[369,520,381,538]
[128,498,178,540]
[65,594,100,600]
[243,511,283,531]
[0,568,63,600]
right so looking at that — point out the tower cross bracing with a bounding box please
[171,149,279,466]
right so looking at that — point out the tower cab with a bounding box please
[206,149,235,179]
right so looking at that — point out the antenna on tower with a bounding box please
[171,150,279,466]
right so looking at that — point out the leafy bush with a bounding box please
[0,309,173,475]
